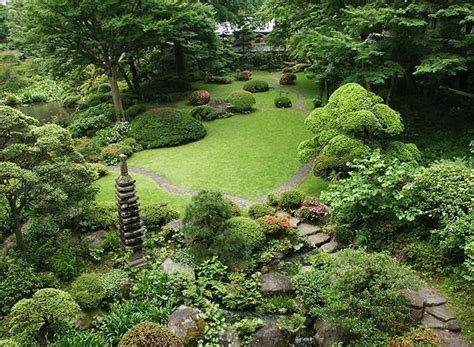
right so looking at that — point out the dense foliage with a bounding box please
[226,90,256,113]
[119,322,182,347]
[243,80,270,93]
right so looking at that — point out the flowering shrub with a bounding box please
[236,70,253,81]
[189,90,211,105]
[296,197,328,223]
[279,73,297,85]
[259,214,292,237]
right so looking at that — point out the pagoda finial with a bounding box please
[119,154,128,176]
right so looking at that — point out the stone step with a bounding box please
[417,286,447,306]
[306,233,331,248]
[320,240,339,253]
[426,305,456,322]
[298,223,322,237]
[289,217,301,227]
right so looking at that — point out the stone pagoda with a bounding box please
[115,154,147,267]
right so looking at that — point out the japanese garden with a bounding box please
[0,0,473,346]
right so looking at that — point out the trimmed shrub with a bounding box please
[191,105,218,121]
[248,203,274,219]
[86,162,108,178]
[279,190,305,212]
[9,288,79,345]
[94,122,130,147]
[280,73,297,85]
[130,109,206,149]
[119,322,182,347]
[74,137,101,162]
[227,91,256,113]
[4,93,18,106]
[68,273,106,310]
[124,104,147,120]
[207,76,233,84]
[274,96,292,108]
[101,269,128,301]
[183,191,233,257]
[235,70,252,81]
[214,217,265,270]
[141,203,179,233]
[189,90,211,105]
[101,142,134,165]
[243,80,270,93]
[121,137,143,152]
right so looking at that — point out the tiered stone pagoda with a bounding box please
[115,154,147,267]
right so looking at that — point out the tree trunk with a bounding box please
[129,59,142,99]
[118,64,134,93]
[174,42,186,78]
[107,66,125,122]
[9,201,25,252]
[386,74,397,106]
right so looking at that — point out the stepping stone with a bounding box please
[446,320,461,332]
[300,266,312,274]
[289,217,300,227]
[306,233,331,248]
[403,288,424,309]
[299,223,322,237]
[418,287,447,306]
[426,305,455,322]
[261,272,292,294]
[320,240,339,253]
[422,313,445,329]
[160,258,195,278]
[434,329,471,347]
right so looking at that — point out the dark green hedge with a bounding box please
[130,108,206,148]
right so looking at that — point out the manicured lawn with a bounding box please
[128,108,311,200]
[294,72,320,111]
[296,174,329,198]
[95,172,190,215]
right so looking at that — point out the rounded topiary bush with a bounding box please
[68,273,106,310]
[248,203,274,219]
[130,109,206,148]
[189,90,211,106]
[207,76,233,84]
[279,190,305,211]
[191,105,219,121]
[280,73,297,85]
[227,91,256,113]
[214,217,265,271]
[274,96,292,108]
[119,322,182,347]
[243,80,270,93]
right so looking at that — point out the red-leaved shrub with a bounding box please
[280,73,297,85]
[236,70,253,81]
[189,90,211,105]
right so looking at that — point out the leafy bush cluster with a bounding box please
[130,109,206,149]
[227,91,256,113]
[243,80,269,93]
[68,103,114,138]
[189,90,211,105]
[235,70,252,81]
[274,96,292,108]
[141,203,179,233]
[248,203,274,219]
[298,83,420,178]
[100,138,142,165]
[94,121,130,146]
[124,104,147,119]
[294,249,418,339]
[17,79,64,104]
[279,73,296,85]
[268,190,305,212]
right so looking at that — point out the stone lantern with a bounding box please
[115,154,147,267]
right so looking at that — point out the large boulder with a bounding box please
[250,324,287,347]
[261,272,292,294]
[84,230,107,248]
[168,305,205,345]
[221,327,241,347]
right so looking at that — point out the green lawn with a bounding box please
[97,70,323,206]
[296,174,329,198]
[95,172,190,215]
[128,108,311,200]
[294,72,320,111]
